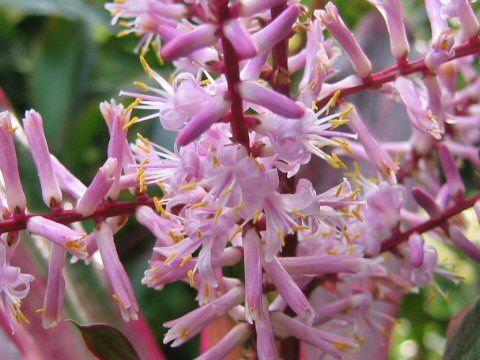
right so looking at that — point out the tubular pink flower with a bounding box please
[27,216,87,259]
[261,256,314,324]
[395,77,442,139]
[75,158,117,217]
[102,100,129,199]
[95,221,139,321]
[313,294,366,325]
[196,323,251,360]
[251,5,300,54]
[441,0,480,39]
[319,2,372,78]
[23,110,63,208]
[255,296,278,360]
[241,50,270,81]
[408,233,425,267]
[438,144,465,199]
[177,93,232,146]
[232,0,288,17]
[344,104,399,180]
[411,187,442,218]
[238,81,305,118]
[271,312,358,358]
[367,0,410,60]
[42,245,67,329]
[223,19,258,60]
[426,0,449,40]
[278,255,366,275]
[163,286,245,347]
[0,112,27,213]
[243,228,263,324]
[425,29,455,70]
[50,155,87,200]
[449,224,480,263]
[161,24,218,61]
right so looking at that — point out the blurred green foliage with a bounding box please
[0,1,479,359]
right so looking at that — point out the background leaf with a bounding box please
[70,320,141,360]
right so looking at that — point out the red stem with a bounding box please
[0,198,155,234]
[317,37,480,107]
[380,193,480,253]
[218,3,250,150]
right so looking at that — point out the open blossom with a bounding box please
[0,243,34,333]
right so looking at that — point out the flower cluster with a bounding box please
[0,0,480,359]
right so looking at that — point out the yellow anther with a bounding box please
[229,226,243,241]
[222,187,234,197]
[35,308,46,314]
[352,206,364,221]
[330,90,341,107]
[335,182,345,197]
[348,245,356,254]
[349,189,361,200]
[179,183,198,191]
[118,20,133,28]
[334,342,353,352]
[331,118,351,129]
[154,197,170,219]
[340,105,354,118]
[253,209,262,224]
[112,294,126,309]
[213,154,221,167]
[345,162,362,178]
[327,249,340,255]
[214,207,223,224]
[164,252,178,265]
[140,56,155,78]
[117,29,131,38]
[134,81,149,91]
[294,225,310,231]
[382,252,393,263]
[137,132,151,146]
[332,153,347,169]
[123,117,140,130]
[250,155,265,170]
[199,79,212,86]
[141,158,151,165]
[343,230,353,243]
[321,231,332,237]
[126,98,142,113]
[293,209,306,219]
[181,329,190,339]
[312,101,319,111]
[278,230,286,247]
[169,230,183,243]
[66,240,85,252]
[233,203,246,212]
[135,167,145,182]
[188,269,195,287]
[181,255,192,267]
[15,308,30,325]
[332,137,353,153]
[191,201,208,209]
[8,126,17,134]
[197,230,203,238]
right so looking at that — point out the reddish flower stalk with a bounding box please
[380,193,480,253]
[0,198,155,234]
[317,37,480,107]
[218,3,250,150]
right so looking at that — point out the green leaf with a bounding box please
[29,18,93,153]
[69,320,142,360]
[0,0,107,29]
[444,298,480,360]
